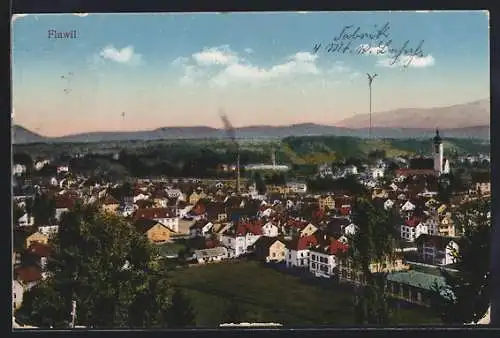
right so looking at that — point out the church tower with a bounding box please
[433,129,444,175]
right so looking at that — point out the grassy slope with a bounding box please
[166,261,441,327]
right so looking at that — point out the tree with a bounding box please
[431,198,491,324]
[31,192,56,226]
[13,152,34,169]
[254,173,267,195]
[165,289,196,328]
[17,204,172,328]
[348,197,399,324]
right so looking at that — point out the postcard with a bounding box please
[11,11,491,329]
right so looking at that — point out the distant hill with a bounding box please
[12,125,47,144]
[336,99,490,129]
[12,123,489,145]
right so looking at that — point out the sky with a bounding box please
[12,11,490,137]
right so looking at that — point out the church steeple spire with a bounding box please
[433,128,442,144]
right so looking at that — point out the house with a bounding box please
[338,255,410,285]
[56,165,69,174]
[437,204,447,215]
[219,222,263,257]
[259,207,274,218]
[189,220,214,238]
[101,195,120,214]
[475,182,491,196]
[318,195,335,210]
[423,217,439,236]
[133,208,179,232]
[424,198,439,210]
[415,234,459,266]
[401,201,416,212]
[188,190,206,206]
[219,234,246,258]
[133,193,150,203]
[25,231,49,248]
[384,199,395,210]
[12,280,24,310]
[300,223,318,237]
[55,197,76,221]
[252,237,286,263]
[12,164,27,176]
[205,202,227,222]
[372,189,389,199]
[439,213,456,237]
[38,225,59,237]
[343,223,358,236]
[261,221,280,237]
[284,235,318,268]
[400,218,429,242]
[17,213,35,227]
[386,270,448,307]
[286,182,307,194]
[119,203,136,217]
[25,242,53,278]
[153,195,169,208]
[134,219,176,244]
[15,265,42,291]
[194,247,228,264]
[309,240,348,278]
[344,165,358,175]
[370,167,385,179]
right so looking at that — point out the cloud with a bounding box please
[211,51,320,87]
[244,48,254,54]
[358,43,435,69]
[327,61,350,74]
[192,45,239,66]
[377,54,436,68]
[98,45,143,65]
[173,46,323,87]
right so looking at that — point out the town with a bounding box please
[12,130,491,327]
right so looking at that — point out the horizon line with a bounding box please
[14,122,490,139]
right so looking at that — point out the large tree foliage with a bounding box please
[348,197,399,325]
[431,198,491,324]
[31,192,56,226]
[165,288,196,328]
[17,204,173,328]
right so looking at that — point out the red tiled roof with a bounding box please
[133,208,176,220]
[27,242,53,257]
[236,220,263,236]
[16,265,42,283]
[328,240,348,255]
[286,220,308,230]
[404,217,420,228]
[288,234,318,251]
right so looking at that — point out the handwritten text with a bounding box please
[313,22,427,69]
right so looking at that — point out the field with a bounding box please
[165,261,442,327]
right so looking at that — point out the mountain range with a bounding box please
[13,99,490,144]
